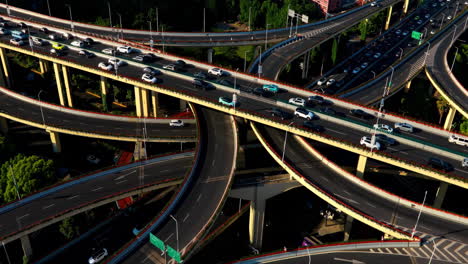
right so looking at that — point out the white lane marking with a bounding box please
[327,128,347,135]
[196,194,202,202]
[42,204,55,210]
[17,214,29,220]
[320,176,330,182]
[161,169,171,173]
[212,159,215,166]
[455,168,467,173]
[343,190,351,195]
[366,202,377,208]
[412,134,427,140]
[334,194,360,204]
[183,214,190,223]
[114,170,136,181]
[388,147,409,155]
[92,187,103,192]
[116,180,128,185]
[67,195,79,200]
[165,233,174,242]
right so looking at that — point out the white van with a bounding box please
[448,134,468,147]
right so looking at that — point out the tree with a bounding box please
[359,20,368,42]
[59,217,79,240]
[460,118,468,135]
[436,97,449,124]
[0,154,54,204]
[331,38,338,65]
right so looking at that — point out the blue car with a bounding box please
[219,96,237,107]
[262,84,279,93]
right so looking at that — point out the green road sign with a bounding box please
[411,31,422,40]
[166,245,182,263]
[149,233,165,252]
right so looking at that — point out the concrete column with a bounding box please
[134,86,142,117]
[249,197,266,249]
[39,59,49,75]
[140,88,149,117]
[404,80,412,93]
[208,48,214,64]
[0,116,7,134]
[403,0,410,15]
[151,91,159,117]
[133,141,147,161]
[52,63,66,106]
[48,130,62,153]
[0,47,11,87]
[356,155,368,179]
[443,107,456,131]
[179,100,188,112]
[343,215,354,241]
[61,65,73,108]
[20,235,33,258]
[433,182,448,209]
[100,76,108,111]
[385,5,393,30]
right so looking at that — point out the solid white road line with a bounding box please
[66,195,79,200]
[42,204,55,210]
[92,187,103,192]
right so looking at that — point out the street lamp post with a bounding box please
[170,215,179,254]
[46,0,51,16]
[411,190,427,239]
[265,23,271,52]
[234,68,239,90]
[248,7,252,31]
[5,0,10,16]
[282,121,294,162]
[439,14,445,30]
[450,24,458,45]
[38,90,46,126]
[2,242,11,264]
[27,24,34,53]
[244,50,250,72]
[371,70,376,79]
[148,21,153,51]
[107,2,112,28]
[422,27,427,40]
[65,4,74,33]
[117,13,123,40]
[399,47,403,60]
[450,46,459,71]
[453,2,459,19]
[388,66,395,94]
[156,8,159,32]
[203,8,206,32]
[423,42,431,65]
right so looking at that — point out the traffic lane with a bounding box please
[0,155,193,239]
[0,92,197,139]
[261,125,468,242]
[121,107,237,263]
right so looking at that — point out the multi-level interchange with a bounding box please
[0,1,466,263]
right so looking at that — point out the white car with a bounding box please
[88,248,108,264]
[394,122,414,132]
[463,158,468,168]
[373,52,381,59]
[10,38,24,46]
[317,77,327,85]
[102,48,116,55]
[289,97,306,106]
[352,67,361,74]
[32,37,46,46]
[294,107,314,120]
[141,73,158,84]
[373,123,394,133]
[208,67,224,76]
[447,16,452,20]
[117,46,134,53]
[98,62,113,71]
[360,136,381,150]
[360,62,369,69]
[70,40,84,47]
[371,1,377,6]
[163,64,177,71]
[169,119,184,127]
[326,79,336,86]
[108,58,126,67]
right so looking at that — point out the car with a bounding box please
[48,34,61,40]
[50,48,65,56]
[86,155,101,165]
[31,37,45,46]
[370,1,378,6]
[462,158,468,168]
[427,157,453,172]
[133,54,152,62]
[40,27,49,33]
[70,40,84,47]
[18,22,27,28]
[251,87,267,96]
[143,67,160,75]
[352,67,361,74]
[360,136,381,150]
[402,31,409,36]
[375,134,396,145]
[308,95,325,105]
[266,108,289,120]
[446,16,452,20]
[396,29,402,35]
[373,52,381,59]
[163,64,178,71]
[88,248,108,264]
[373,123,394,133]
[350,109,373,119]
[317,77,328,85]
[414,16,420,21]
[194,71,209,79]
[303,121,324,132]
[430,30,436,35]
[217,79,234,87]
[326,79,335,86]
[394,122,413,132]
[0,27,10,35]
[78,49,95,58]
[108,58,126,67]
[169,119,184,127]
[448,134,468,147]
[425,14,431,19]
[102,48,116,55]
[0,22,9,28]
[141,73,159,84]
[360,62,369,69]
[98,62,113,71]
[289,97,306,106]
[294,107,314,120]
[208,67,224,76]
[263,84,279,93]
[417,19,423,24]
[175,60,186,67]
[219,96,236,107]
[192,78,211,90]
[83,38,95,45]
[319,107,345,117]
[51,42,65,50]
[117,46,134,53]
[10,38,24,46]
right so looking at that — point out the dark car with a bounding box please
[375,134,396,145]
[194,71,209,79]
[350,109,374,119]
[308,95,325,105]
[175,60,186,67]
[78,49,95,58]
[143,67,161,75]
[266,108,289,120]
[427,158,453,172]
[319,107,346,117]
[133,54,152,63]
[192,78,211,90]
[251,87,267,97]
[18,22,27,28]
[303,121,324,132]
[83,37,94,45]
[40,27,49,34]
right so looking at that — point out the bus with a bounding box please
[11,30,28,40]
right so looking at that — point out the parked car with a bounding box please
[263,84,279,93]
[303,121,324,132]
[169,119,184,127]
[289,97,306,106]
[141,73,158,84]
[360,136,381,150]
[373,123,394,133]
[427,157,453,172]
[117,46,134,53]
[394,122,414,132]
[208,67,224,76]
[218,96,236,107]
[98,62,113,71]
[88,248,108,264]
[294,108,314,120]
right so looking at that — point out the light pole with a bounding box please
[388,66,395,94]
[107,2,112,28]
[27,24,33,53]
[5,0,10,16]
[170,215,179,254]
[148,21,153,51]
[2,241,11,264]
[234,68,239,90]
[46,0,51,16]
[453,2,459,19]
[371,70,376,79]
[265,23,271,52]
[65,4,74,33]
[248,7,252,31]
[439,14,445,30]
[117,13,123,40]
[244,50,250,72]
[450,24,457,45]
[38,90,46,126]
[399,47,403,60]
[156,7,159,32]
[203,7,206,32]
[423,42,431,65]
[422,27,427,40]
[411,190,427,239]
[9,165,21,200]
[282,121,294,162]
[450,46,459,71]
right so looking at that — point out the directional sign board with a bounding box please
[288,9,295,17]
[411,31,422,40]
[301,15,309,23]
[149,233,165,252]
[167,245,182,263]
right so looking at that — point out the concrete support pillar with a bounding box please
[133,141,147,161]
[385,6,393,30]
[100,76,108,112]
[52,63,66,106]
[404,80,412,93]
[61,65,73,108]
[249,197,266,249]
[433,182,448,209]
[180,100,188,112]
[0,47,11,87]
[0,116,7,134]
[48,130,62,153]
[151,91,159,117]
[20,235,33,258]
[134,86,142,117]
[140,88,149,117]
[403,0,410,15]
[208,48,214,64]
[343,215,354,241]
[443,107,456,131]
[356,155,368,179]
[39,59,49,75]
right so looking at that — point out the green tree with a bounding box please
[460,118,468,135]
[359,20,368,41]
[0,154,54,203]
[59,217,79,240]
[436,97,449,124]
[331,38,338,65]
[23,255,29,264]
